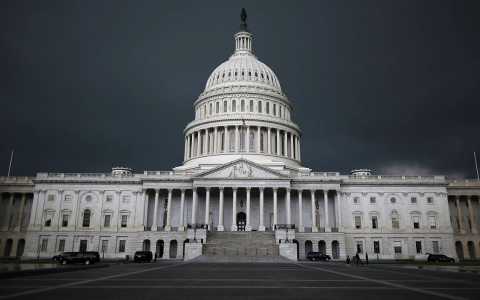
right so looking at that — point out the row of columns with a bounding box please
[1,193,28,231]
[454,195,479,234]
[184,126,301,161]
[145,187,339,232]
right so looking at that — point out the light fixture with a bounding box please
[315,199,319,211]
[240,198,244,208]
[164,199,168,210]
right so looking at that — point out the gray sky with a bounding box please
[1,0,479,178]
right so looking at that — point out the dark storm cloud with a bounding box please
[1,0,479,178]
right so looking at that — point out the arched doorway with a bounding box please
[16,239,25,257]
[305,240,313,257]
[318,240,326,253]
[4,239,13,257]
[183,239,189,259]
[143,239,151,251]
[455,241,464,259]
[293,239,299,259]
[156,240,164,258]
[237,212,246,231]
[467,241,476,259]
[170,240,178,258]
[332,240,340,259]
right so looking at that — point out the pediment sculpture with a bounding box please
[228,163,253,178]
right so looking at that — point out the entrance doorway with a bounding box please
[237,212,246,231]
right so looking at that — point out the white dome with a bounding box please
[204,56,282,93]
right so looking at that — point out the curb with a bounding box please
[0,264,109,280]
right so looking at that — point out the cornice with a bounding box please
[0,183,35,187]
[341,182,448,187]
[291,179,343,184]
[194,177,291,181]
[34,180,143,185]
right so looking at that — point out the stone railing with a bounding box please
[77,227,95,231]
[446,179,480,187]
[0,176,35,184]
[345,175,443,181]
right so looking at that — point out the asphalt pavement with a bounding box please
[0,261,478,300]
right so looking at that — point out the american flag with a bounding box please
[241,117,248,130]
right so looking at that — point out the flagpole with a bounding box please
[7,150,13,177]
[475,151,479,180]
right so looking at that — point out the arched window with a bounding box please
[232,100,236,112]
[260,133,264,152]
[258,101,262,113]
[209,103,212,115]
[279,105,282,118]
[391,211,399,228]
[83,209,91,227]
[216,102,219,114]
[273,104,276,116]
[240,132,245,151]
[242,70,245,76]
[241,100,245,112]
[204,105,206,117]
[266,102,270,114]
[223,101,227,113]
[249,132,254,151]
[249,100,253,112]
[230,132,236,151]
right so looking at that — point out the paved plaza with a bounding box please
[0,261,479,300]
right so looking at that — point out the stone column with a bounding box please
[205,187,210,229]
[298,189,304,232]
[336,190,342,229]
[286,187,291,225]
[165,189,173,231]
[14,193,27,231]
[152,189,160,231]
[28,190,39,227]
[235,126,239,153]
[246,187,251,231]
[267,127,271,154]
[163,241,170,259]
[218,187,224,231]
[311,190,318,232]
[4,193,15,230]
[184,137,187,160]
[246,126,250,153]
[298,137,301,161]
[204,129,208,155]
[290,133,294,158]
[214,127,218,154]
[294,135,298,160]
[223,126,228,152]
[273,187,278,229]
[196,131,201,156]
[456,196,465,233]
[231,187,238,231]
[259,187,265,231]
[178,189,185,231]
[276,130,280,155]
[142,189,148,227]
[53,190,63,229]
[324,190,331,232]
[467,195,477,233]
[257,126,261,153]
[284,131,288,157]
[191,187,197,225]
[186,134,191,159]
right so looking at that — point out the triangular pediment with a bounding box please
[194,158,291,180]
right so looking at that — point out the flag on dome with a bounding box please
[241,117,248,130]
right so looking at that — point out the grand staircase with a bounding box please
[191,231,290,262]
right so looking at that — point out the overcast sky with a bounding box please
[1,0,479,178]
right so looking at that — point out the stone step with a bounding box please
[191,254,291,263]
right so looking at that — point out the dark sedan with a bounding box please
[307,252,331,261]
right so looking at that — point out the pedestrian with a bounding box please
[355,252,364,266]
[366,253,369,264]
[154,252,157,262]
[346,255,350,267]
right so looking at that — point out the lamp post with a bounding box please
[285,226,290,243]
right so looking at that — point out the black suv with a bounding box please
[134,251,153,263]
[427,254,455,262]
[52,252,74,260]
[307,252,331,261]
[59,251,101,265]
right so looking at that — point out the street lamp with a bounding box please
[240,198,244,208]
[164,199,168,210]
[315,199,319,211]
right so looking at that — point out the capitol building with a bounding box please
[1,14,479,262]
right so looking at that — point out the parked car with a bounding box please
[307,252,331,261]
[52,252,74,260]
[134,251,153,263]
[59,251,101,265]
[427,254,455,262]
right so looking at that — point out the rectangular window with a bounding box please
[106,195,113,202]
[41,239,48,252]
[58,240,65,252]
[64,195,72,202]
[370,197,376,204]
[354,197,359,204]
[392,217,399,229]
[48,195,55,201]
[119,240,126,253]
[79,240,88,252]
[427,197,433,204]
[372,216,378,229]
[394,241,402,253]
[432,241,440,253]
[413,216,419,229]
[373,241,380,254]
[121,215,128,228]
[355,216,361,229]
[411,197,417,204]
[123,196,130,202]
[62,214,69,227]
[101,240,108,253]
[104,215,111,227]
[429,216,436,229]
[415,241,422,254]
[356,242,363,253]
[45,213,53,227]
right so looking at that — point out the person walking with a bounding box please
[346,255,350,267]
[355,252,364,266]
[366,253,369,265]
